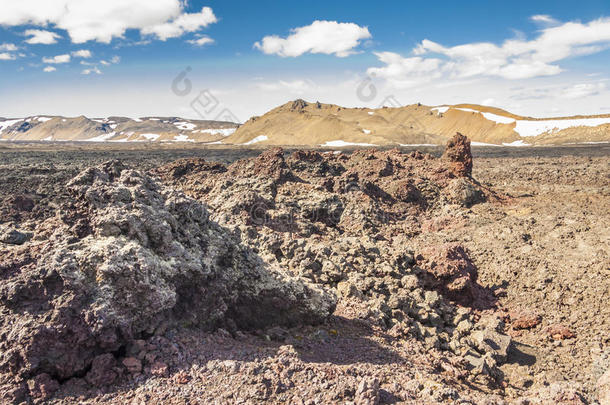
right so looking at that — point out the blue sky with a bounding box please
[1,0,609,121]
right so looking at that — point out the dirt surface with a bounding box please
[0,142,608,404]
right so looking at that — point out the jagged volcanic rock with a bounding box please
[0,161,335,384]
[443,132,473,177]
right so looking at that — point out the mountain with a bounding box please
[2,102,609,145]
[223,100,610,146]
[0,115,238,143]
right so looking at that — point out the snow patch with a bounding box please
[198,128,237,136]
[502,140,530,147]
[140,133,160,141]
[174,121,197,131]
[362,129,371,134]
[243,135,268,145]
[471,141,500,146]
[173,134,194,142]
[454,108,516,124]
[322,140,377,147]
[431,106,449,114]
[514,117,610,137]
[0,119,22,133]
[368,111,375,115]
[86,132,116,142]
[399,143,437,147]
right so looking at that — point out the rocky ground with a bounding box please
[0,140,608,404]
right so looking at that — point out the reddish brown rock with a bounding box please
[355,377,380,405]
[442,132,473,177]
[509,308,542,330]
[85,354,118,387]
[122,357,142,374]
[27,373,59,401]
[417,244,479,304]
[150,361,169,377]
[547,324,576,340]
[173,370,191,384]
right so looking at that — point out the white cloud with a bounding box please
[0,52,16,60]
[100,56,120,65]
[367,52,443,88]
[187,35,214,47]
[530,15,560,26]
[560,82,607,99]
[24,29,62,44]
[141,7,217,40]
[254,20,371,57]
[43,66,56,72]
[42,54,71,64]
[72,49,92,58]
[82,67,102,75]
[371,17,610,86]
[0,43,18,51]
[0,1,217,44]
[256,79,317,94]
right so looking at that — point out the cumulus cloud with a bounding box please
[82,67,102,75]
[72,49,92,58]
[0,1,217,44]
[42,54,71,64]
[254,20,371,57]
[141,7,217,40]
[367,52,443,88]
[187,35,214,47]
[100,56,120,65]
[43,66,56,72]
[369,17,610,87]
[0,52,16,60]
[24,29,62,44]
[0,43,18,51]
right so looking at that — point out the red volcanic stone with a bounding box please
[547,324,576,340]
[150,361,169,377]
[509,309,542,330]
[122,357,142,374]
[27,373,60,401]
[86,354,118,387]
[442,133,473,177]
[417,244,479,304]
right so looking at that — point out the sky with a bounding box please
[1,0,610,122]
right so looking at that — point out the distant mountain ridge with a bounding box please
[2,102,610,145]
[223,100,610,146]
[0,115,238,143]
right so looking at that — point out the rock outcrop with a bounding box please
[0,161,335,384]
[442,132,473,177]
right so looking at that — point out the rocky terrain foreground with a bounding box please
[0,138,608,404]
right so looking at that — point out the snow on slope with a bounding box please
[514,117,610,137]
[440,106,610,137]
[85,132,117,142]
[243,135,268,145]
[322,140,377,147]
[0,119,23,133]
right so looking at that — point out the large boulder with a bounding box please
[0,161,335,382]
